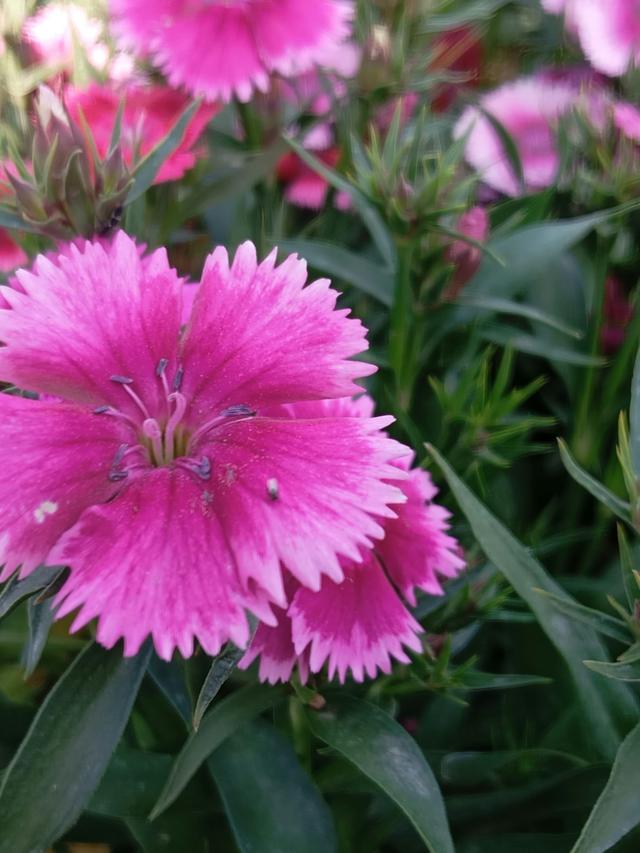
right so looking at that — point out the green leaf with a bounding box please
[533,587,630,643]
[458,671,552,690]
[0,566,63,621]
[127,100,202,204]
[572,722,640,852]
[0,206,42,234]
[283,136,397,271]
[631,341,640,477]
[210,720,337,853]
[427,444,639,760]
[441,749,586,787]
[583,658,640,682]
[151,684,285,819]
[89,749,173,818]
[480,327,604,366]
[424,0,512,30]
[148,654,192,725]
[193,618,257,730]
[456,295,583,338]
[308,695,454,853]
[0,641,150,852]
[276,239,393,306]
[21,597,54,677]
[558,439,631,523]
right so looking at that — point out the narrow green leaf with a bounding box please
[572,722,640,852]
[128,100,202,204]
[630,341,640,477]
[424,0,512,30]
[441,749,586,787]
[459,671,552,690]
[0,206,42,234]
[276,238,393,306]
[210,721,337,853]
[283,136,397,271]
[21,597,54,677]
[89,749,173,818]
[193,618,257,730]
[151,684,285,819]
[583,658,640,682]
[0,641,150,853]
[557,439,631,523]
[533,587,630,643]
[478,109,525,195]
[427,444,639,760]
[480,327,604,366]
[148,654,192,725]
[308,695,454,853]
[0,566,63,621]
[457,295,582,338]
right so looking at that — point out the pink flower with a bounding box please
[0,233,408,660]
[64,83,217,184]
[240,396,465,683]
[444,206,489,298]
[613,101,640,141]
[454,76,576,196]
[601,276,633,354]
[110,0,352,102]
[573,0,640,77]
[277,147,350,210]
[0,231,27,274]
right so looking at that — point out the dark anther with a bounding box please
[93,405,110,414]
[173,366,184,390]
[156,358,169,377]
[197,456,212,479]
[222,404,257,418]
[108,470,129,482]
[112,444,128,467]
[110,374,134,385]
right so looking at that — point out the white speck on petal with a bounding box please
[34,500,58,524]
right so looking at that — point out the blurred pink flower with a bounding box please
[64,83,217,184]
[613,101,640,141]
[110,0,352,102]
[277,147,350,210]
[0,230,27,274]
[0,234,408,660]
[601,276,633,354]
[240,396,465,684]
[445,206,490,298]
[454,76,576,196]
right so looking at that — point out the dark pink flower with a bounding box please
[601,276,633,354]
[240,395,465,683]
[110,0,352,103]
[444,206,489,299]
[64,83,217,184]
[0,230,27,274]
[0,233,407,659]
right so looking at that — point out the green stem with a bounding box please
[389,240,415,412]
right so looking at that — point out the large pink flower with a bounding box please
[454,76,577,196]
[240,396,465,683]
[110,0,352,102]
[64,83,217,184]
[0,233,408,660]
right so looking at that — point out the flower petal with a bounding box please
[50,469,265,660]
[180,242,374,420]
[290,552,423,683]
[202,414,407,601]
[0,233,183,415]
[377,464,465,606]
[238,606,301,684]
[0,394,127,581]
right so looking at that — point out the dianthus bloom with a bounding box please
[454,76,576,196]
[0,164,27,274]
[240,396,465,683]
[0,233,412,661]
[110,0,352,102]
[542,0,640,77]
[64,83,217,184]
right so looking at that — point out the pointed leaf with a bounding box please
[583,658,640,682]
[0,566,64,621]
[533,588,630,643]
[21,597,55,677]
[427,444,639,760]
[151,684,285,819]
[558,439,631,524]
[147,654,192,725]
[631,342,640,477]
[0,641,150,852]
[572,722,640,852]
[210,721,337,853]
[308,695,454,853]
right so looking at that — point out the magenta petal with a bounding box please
[290,552,423,683]
[0,229,27,272]
[377,465,465,606]
[203,414,407,599]
[0,394,127,581]
[180,242,375,420]
[0,232,183,413]
[238,607,298,684]
[50,469,262,660]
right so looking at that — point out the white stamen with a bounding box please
[34,500,58,524]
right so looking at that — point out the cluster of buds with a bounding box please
[2,86,132,240]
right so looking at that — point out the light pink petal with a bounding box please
[377,464,465,606]
[0,232,183,415]
[0,394,127,581]
[51,469,263,660]
[199,414,407,601]
[454,77,576,196]
[290,552,423,683]
[574,0,640,77]
[0,229,27,272]
[614,101,640,141]
[285,173,330,209]
[238,606,299,684]
[180,242,374,419]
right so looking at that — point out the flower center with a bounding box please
[94,358,255,483]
